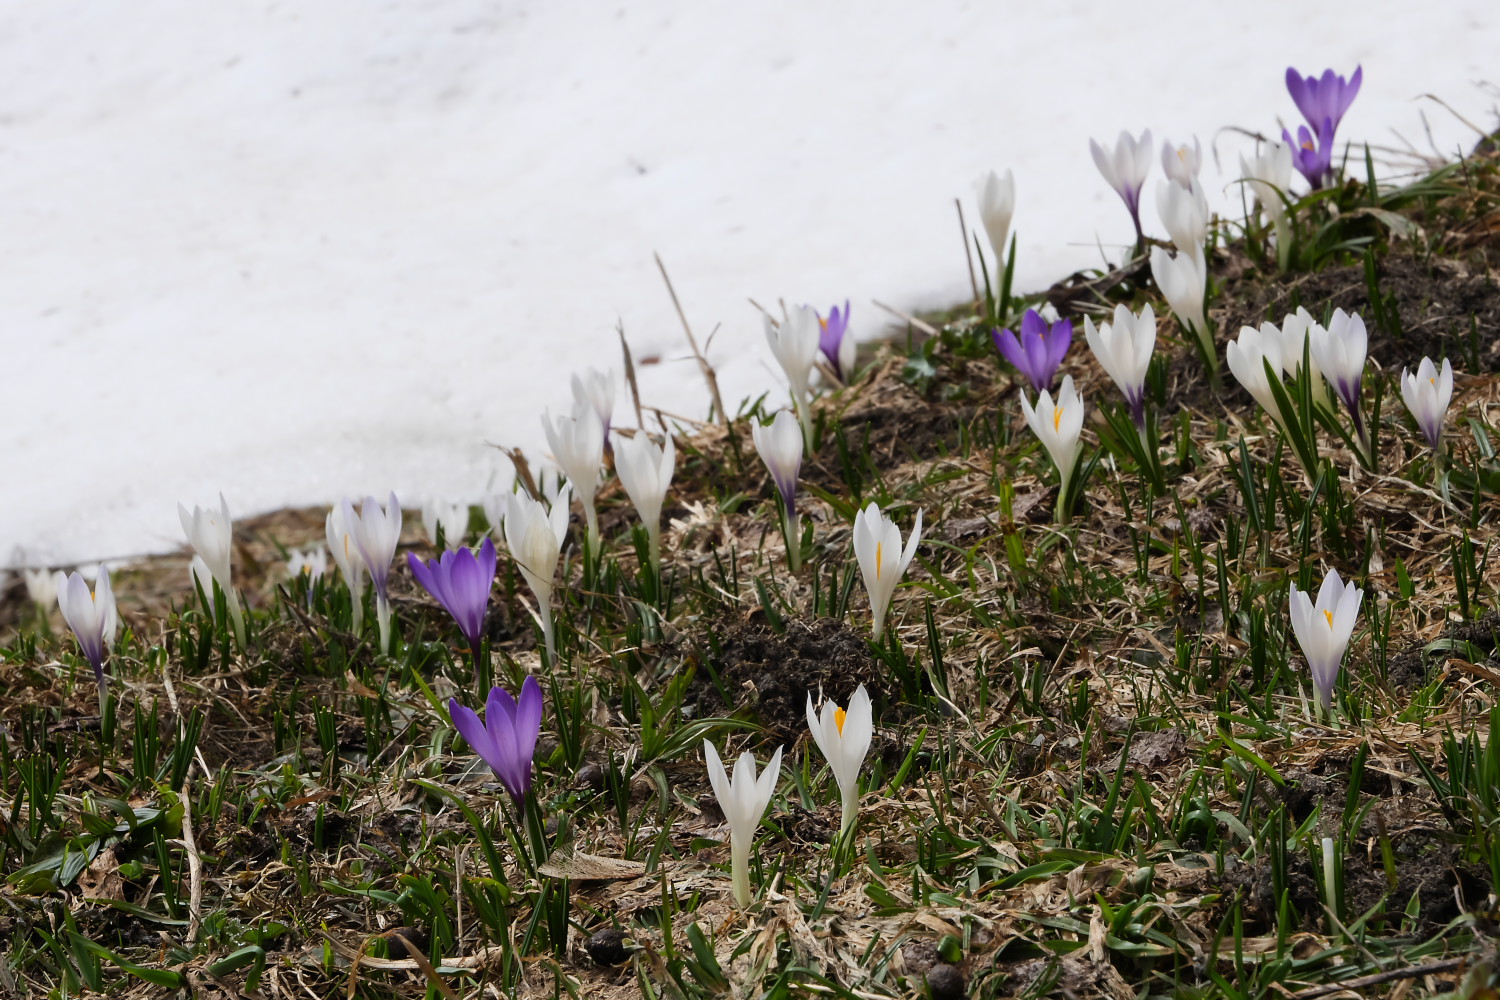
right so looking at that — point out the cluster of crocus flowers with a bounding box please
[975,168,1016,281]
[450,676,543,806]
[345,494,403,653]
[543,405,604,554]
[703,740,783,908]
[327,502,368,637]
[1084,304,1156,431]
[1283,65,1362,189]
[423,500,470,550]
[502,484,571,661]
[287,547,327,587]
[992,308,1072,393]
[752,409,804,572]
[852,502,923,640]
[765,306,822,448]
[1400,357,1455,453]
[408,537,497,659]
[817,301,856,384]
[57,567,120,719]
[806,685,872,837]
[1019,374,1086,523]
[1288,569,1363,715]
[179,495,245,647]
[1090,128,1153,250]
[612,429,676,575]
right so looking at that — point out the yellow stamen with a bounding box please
[1053,405,1063,432]
[875,542,882,579]
[818,317,828,330]
[1323,609,1334,628]
[835,707,846,734]
[301,565,312,575]
[1176,147,1187,162]
[1301,139,1314,151]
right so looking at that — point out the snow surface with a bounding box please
[3,0,1496,567]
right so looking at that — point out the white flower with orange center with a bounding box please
[806,684,873,836]
[852,502,923,640]
[1288,569,1363,715]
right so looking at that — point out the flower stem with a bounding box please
[730,836,752,908]
[375,595,392,654]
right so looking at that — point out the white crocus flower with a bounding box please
[852,502,923,641]
[542,404,605,553]
[752,409,804,571]
[806,684,873,836]
[703,740,783,908]
[1226,324,1291,427]
[1084,304,1156,429]
[179,494,244,646]
[571,367,616,439]
[24,567,58,612]
[1310,308,1372,460]
[1155,179,1209,259]
[480,460,519,539]
[57,568,119,718]
[975,169,1016,277]
[1089,128,1154,244]
[189,556,216,620]
[502,484,572,661]
[1161,136,1201,191]
[326,500,368,637]
[612,430,676,574]
[286,547,328,607]
[1273,307,1334,413]
[1288,569,1363,715]
[1149,245,1213,372]
[1400,357,1455,453]
[1019,374,1086,523]
[347,493,403,653]
[1240,140,1295,265]
[422,499,470,550]
[765,306,822,448]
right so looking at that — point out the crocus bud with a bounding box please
[612,430,676,573]
[975,169,1016,273]
[1288,569,1362,715]
[57,568,119,713]
[502,485,571,661]
[1084,304,1156,430]
[1090,128,1153,243]
[765,306,822,447]
[326,499,368,636]
[806,684,873,836]
[1149,246,1211,367]
[571,368,616,440]
[1155,179,1209,258]
[179,494,244,646]
[1019,374,1086,521]
[852,502,923,640]
[703,740,783,908]
[1309,309,1368,418]
[348,493,403,653]
[542,404,605,550]
[1400,357,1455,452]
[752,409,804,571]
[423,500,470,550]
[24,567,59,610]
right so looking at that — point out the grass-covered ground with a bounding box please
[3,139,1500,999]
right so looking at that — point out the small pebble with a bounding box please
[586,927,630,966]
[925,963,965,1000]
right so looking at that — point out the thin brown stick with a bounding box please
[872,299,939,337]
[618,320,645,430]
[655,251,727,425]
[956,197,980,303]
[1287,957,1465,1000]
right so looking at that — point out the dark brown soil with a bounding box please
[1385,611,1500,690]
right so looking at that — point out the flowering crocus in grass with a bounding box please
[1149,246,1213,374]
[612,429,676,574]
[24,566,58,613]
[1310,308,1372,460]
[502,484,571,661]
[287,547,327,587]
[347,493,403,653]
[818,301,856,383]
[752,409,804,572]
[1156,179,1209,259]
[409,537,497,655]
[1272,307,1334,413]
[975,168,1016,276]
[423,500,470,550]
[449,675,542,805]
[1286,66,1362,139]
[1090,128,1153,247]
[542,404,604,552]
[1084,304,1156,430]
[1283,118,1335,190]
[571,368,616,441]
[765,306,822,448]
[57,568,119,717]
[1288,569,1362,715]
[992,308,1072,394]
[327,500,368,638]
[703,740,783,908]
[1227,323,1291,427]
[1019,374,1086,523]
[1161,136,1201,191]
[806,684,873,836]
[852,501,923,641]
[179,494,245,646]
[1240,141,1295,262]
[1400,357,1455,452]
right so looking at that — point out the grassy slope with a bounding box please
[2,144,1500,999]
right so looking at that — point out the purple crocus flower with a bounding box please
[992,309,1073,393]
[1286,66,1362,138]
[818,301,853,381]
[407,537,497,652]
[449,676,543,804]
[1282,119,1335,190]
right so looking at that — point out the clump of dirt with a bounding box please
[1385,611,1500,690]
[690,618,884,737]
[1219,254,1500,370]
